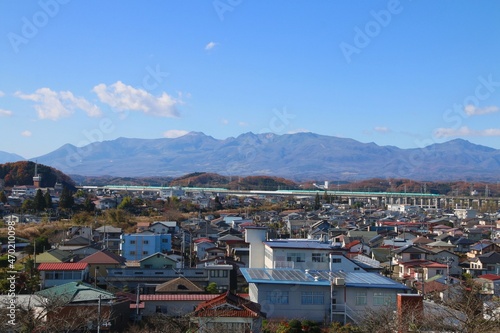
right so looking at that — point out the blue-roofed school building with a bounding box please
[243,227,410,324]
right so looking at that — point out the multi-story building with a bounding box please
[120,230,171,261]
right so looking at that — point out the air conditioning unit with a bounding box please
[334,277,345,286]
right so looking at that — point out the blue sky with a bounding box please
[1,0,499,159]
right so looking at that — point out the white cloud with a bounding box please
[163,129,189,138]
[238,121,249,127]
[0,91,4,97]
[205,42,217,50]
[21,130,32,137]
[374,126,391,133]
[434,126,500,138]
[0,109,12,117]
[93,81,180,117]
[221,118,229,125]
[15,88,102,120]
[464,104,499,116]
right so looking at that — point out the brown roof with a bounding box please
[194,291,264,318]
[155,277,203,293]
[80,249,126,265]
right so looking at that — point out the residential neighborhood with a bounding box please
[1,177,500,332]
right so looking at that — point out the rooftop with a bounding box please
[241,268,410,290]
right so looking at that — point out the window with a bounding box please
[301,292,324,305]
[373,292,396,306]
[410,254,421,260]
[355,292,367,305]
[142,251,149,255]
[162,238,169,243]
[287,253,305,262]
[331,258,341,263]
[210,270,229,278]
[312,253,325,262]
[129,251,136,255]
[130,240,136,244]
[265,291,289,304]
[143,240,149,244]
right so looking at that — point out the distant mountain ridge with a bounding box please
[4,132,500,181]
[0,151,25,164]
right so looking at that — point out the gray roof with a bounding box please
[241,268,409,290]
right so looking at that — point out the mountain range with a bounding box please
[3,132,500,181]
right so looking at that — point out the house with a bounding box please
[120,230,172,261]
[139,252,178,269]
[190,291,265,333]
[106,264,233,292]
[35,282,130,332]
[193,239,215,260]
[136,294,219,318]
[79,249,126,288]
[466,251,500,277]
[467,240,500,258]
[35,249,75,265]
[95,225,122,252]
[241,267,409,324]
[37,262,90,289]
[94,197,118,210]
[155,276,203,294]
[150,221,179,234]
[475,274,500,297]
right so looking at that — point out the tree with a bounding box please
[83,195,95,212]
[205,282,218,294]
[34,189,46,212]
[0,190,7,204]
[44,191,53,209]
[314,193,321,210]
[59,186,74,210]
[118,196,133,211]
[22,198,35,212]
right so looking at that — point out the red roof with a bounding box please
[140,294,219,301]
[478,274,500,281]
[193,291,263,318]
[37,262,89,271]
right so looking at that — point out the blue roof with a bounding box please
[240,268,410,290]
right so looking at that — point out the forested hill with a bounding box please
[0,161,75,189]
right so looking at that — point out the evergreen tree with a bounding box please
[59,186,74,209]
[0,191,7,204]
[44,191,53,209]
[314,193,321,210]
[34,189,45,212]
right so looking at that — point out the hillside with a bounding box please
[0,161,75,189]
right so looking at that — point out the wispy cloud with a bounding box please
[0,109,13,117]
[15,88,102,120]
[464,104,499,116]
[374,126,391,133]
[0,91,4,97]
[163,129,189,138]
[238,121,249,127]
[221,118,229,125]
[205,41,217,51]
[434,126,500,138]
[93,81,180,117]
[21,130,32,137]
